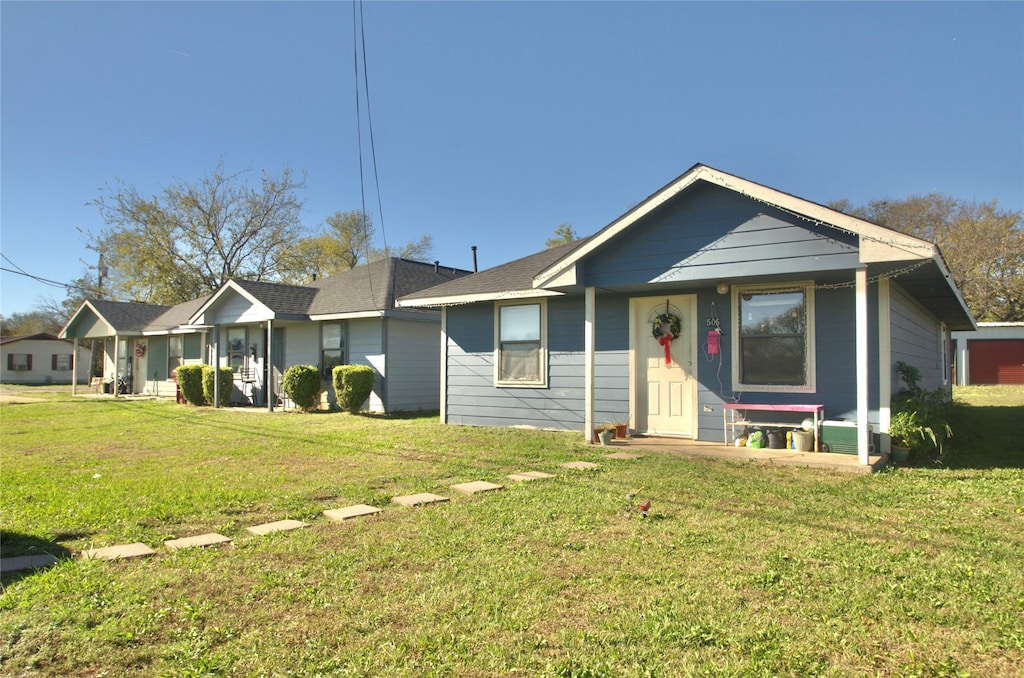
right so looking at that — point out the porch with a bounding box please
[597,435,889,474]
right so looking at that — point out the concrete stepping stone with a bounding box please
[246,519,310,536]
[323,504,383,522]
[603,452,643,460]
[451,481,503,495]
[0,554,59,574]
[391,492,449,508]
[164,533,232,551]
[81,542,157,561]
[507,471,556,482]
[561,461,600,470]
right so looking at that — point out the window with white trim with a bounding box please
[734,284,815,392]
[168,335,183,377]
[496,301,547,387]
[321,322,346,378]
[227,328,246,372]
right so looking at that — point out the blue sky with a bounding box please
[2,1,1022,318]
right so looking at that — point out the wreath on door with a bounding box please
[651,312,681,365]
[134,343,147,359]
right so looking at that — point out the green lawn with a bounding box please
[1,385,1022,677]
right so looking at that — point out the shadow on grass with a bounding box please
[1,531,74,586]
[941,404,1024,470]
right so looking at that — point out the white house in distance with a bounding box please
[0,333,91,385]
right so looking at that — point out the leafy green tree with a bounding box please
[545,223,578,249]
[0,310,62,336]
[833,194,1024,322]
[89,162,306,305]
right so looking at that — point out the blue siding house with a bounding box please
[399,165,975,465]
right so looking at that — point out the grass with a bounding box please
[1,384,1022,676]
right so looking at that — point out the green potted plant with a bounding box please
[889,361,954,463]
[597,423,615,446]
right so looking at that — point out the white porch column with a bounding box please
[266,319,275,412]
[112,336,120,399]
[213,324,221,409]
[877,277,892,455]
[856,268,870,465]
[71,338,79,395]
[440,307,448,424]
[584,286,596,443]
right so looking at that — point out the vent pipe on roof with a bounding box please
[434,260,439,273]
[471,245,478,273]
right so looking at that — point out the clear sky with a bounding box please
[2,1,1022,318]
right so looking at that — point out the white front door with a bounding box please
[632,295,697,437]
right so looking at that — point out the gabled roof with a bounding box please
[0,333,71,346]
[397,238,593,306]
[188,279,319,325]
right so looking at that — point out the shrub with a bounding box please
[175,364,206,405]
[333,364,376,413]
[202,365,234,407]
[283,365,322,412]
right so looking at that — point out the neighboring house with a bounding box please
[0,333,91,385]
[952,322,1024,385]
[399,164,975,465]
[60,258,470,411]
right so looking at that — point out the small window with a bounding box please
[734,284,815,392]
[8,353,32,371]
[321,322,346,378]
[227,328,246,372]
[53,354,72,371]
[168,335,183,377]
[496,301,547,386]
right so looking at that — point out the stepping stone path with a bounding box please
[561,461,600,470]
[0,554,59,574]
[451,481,503,495]
[507,471,555,482]
[81,542,157,561]
[392,492,449,508]
[246,519,309,536]
[603,452,643,460]
[323,504,383,522]
[164,533,232,551]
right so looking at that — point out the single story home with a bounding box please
[952,322,1024,385]
[399,164,976,465]
[0,333,91,385]
[60,257,470,412]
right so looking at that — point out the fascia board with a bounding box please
[308,310,386,321]
[397,289,563,309]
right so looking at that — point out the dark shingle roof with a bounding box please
[307,258,470,316]
[0,333,68,345]
[230,279,319,317]
[87,300,174,333]
[399,238,592,303]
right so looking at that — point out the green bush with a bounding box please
[202,365,235,407]
[333,364,376,413]
[283,364,322,411]
[175,364,206,405]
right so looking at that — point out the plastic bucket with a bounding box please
[793,430,814,452]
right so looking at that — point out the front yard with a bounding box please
[1,386,1022,676]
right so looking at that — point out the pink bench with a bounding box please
[723,403,824,451]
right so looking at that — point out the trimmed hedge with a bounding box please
[175,364,206,405]
[333,364,376,413]
[283,364,322,412]
[202,365,234,407]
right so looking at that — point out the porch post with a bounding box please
[112,335,120,399]
[71,338,79,395]
[877,277,892,456]
[584,286,595,443]
[266,319,274,412]
[856,268,870,465]
[213,324,221,409]
[439,307,448,424]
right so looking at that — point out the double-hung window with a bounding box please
[168,335,183,377]
[53,354,72,371]
[227,328,246,371]
[321,322,346,378]
[7,353,31,371]
[496,301,547,387]
[734,284,815,392]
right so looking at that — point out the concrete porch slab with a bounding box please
[246,519,310,536]
[451,481,503,495]
[603,452,644,460]
[81,543,157,561]
[323,504,383,522]
[508,471,556,481]
[561,461,600,470]
[0,554,59,574]
[164,533,232,551]
[392,492,449,507]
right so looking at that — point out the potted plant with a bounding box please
[889,361,954,463]
[597,423,616,446]
[613,418,630,439]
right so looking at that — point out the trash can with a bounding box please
[792,430,814,451]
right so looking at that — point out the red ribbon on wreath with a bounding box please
[657,331,673,365]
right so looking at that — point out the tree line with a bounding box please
[1,164,1021,336]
